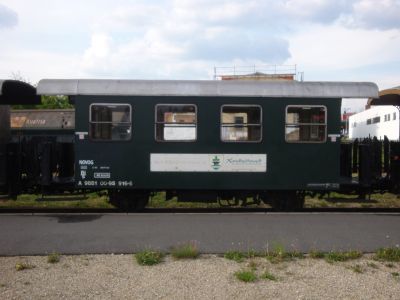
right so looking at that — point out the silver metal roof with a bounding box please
[37,79,379,98]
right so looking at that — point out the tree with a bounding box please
[38,95,73,109]
[9,72,73,109]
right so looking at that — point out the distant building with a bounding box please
[220,71,295,81]
[214,65,303,81]
[348,106,398,140]
[348,86,400,140]
[341,112,355,136]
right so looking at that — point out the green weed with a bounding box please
[261,271,277,281]
[309,250,325,259]
[325,251,362,263]
[135,250,164,266]
[224,251,245,263]
[266,244,304,263]
[234,270,257,282]
[374,248,400,262]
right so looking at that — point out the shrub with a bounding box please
[235,270,257,282]
[171,242,199,259]
[135,250,164,266]
[47,252,60,264]
[374,248,400,262]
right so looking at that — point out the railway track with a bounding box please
[1,207,400,214]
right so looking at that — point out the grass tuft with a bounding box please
[325,251,362,263]
[135,250,164,266]
[171,242,199,259]
[391,272,399,278]
[247,260,258,271]
[309,250,325,259]
[266,244,304,263]
[47,252,60,264]
[224,251,245,263]
[234,269,257,282]
[367,262,379,269]
[15,262,35,271]
[374,248,400,262]
[349,264,364,273]
[261,271,277,281]
[244,249,259,259]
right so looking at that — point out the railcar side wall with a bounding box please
[73,96,341,191]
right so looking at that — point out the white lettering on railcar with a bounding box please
[26,119,46,125]
[94,172,111,179]
[79,160,94,165]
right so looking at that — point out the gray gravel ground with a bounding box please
[1,254,399,299]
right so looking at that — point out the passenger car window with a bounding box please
[221,105,262,142]
[90,104,131,141]
[285,106,326,143]
[155,104,197,141]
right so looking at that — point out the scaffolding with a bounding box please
[213,64,303,81]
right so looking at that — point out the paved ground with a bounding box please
[0,213,399,255]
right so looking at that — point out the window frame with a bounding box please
[220,104,263,143]
[89,103,132,142]
[285,105,327,143]
[154,103,198,142]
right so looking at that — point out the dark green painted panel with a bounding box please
[74,95,341,190]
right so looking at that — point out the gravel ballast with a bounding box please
[1,254,399,299]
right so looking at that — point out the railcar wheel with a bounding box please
[108,190,149,212]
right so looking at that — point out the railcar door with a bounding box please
[75,102,133,190]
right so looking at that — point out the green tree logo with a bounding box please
[212,156,221,170]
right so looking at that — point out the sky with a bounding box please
[0,0,399,112]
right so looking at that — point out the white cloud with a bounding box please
[0,3,18,29]
[0,0,399,86]
[283,0,353,23]
[344,0,400,30]
[288,24,400,70]
[80,0,293,78]
[0,49,81,83]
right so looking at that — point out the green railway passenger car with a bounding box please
[35,79,378,210]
